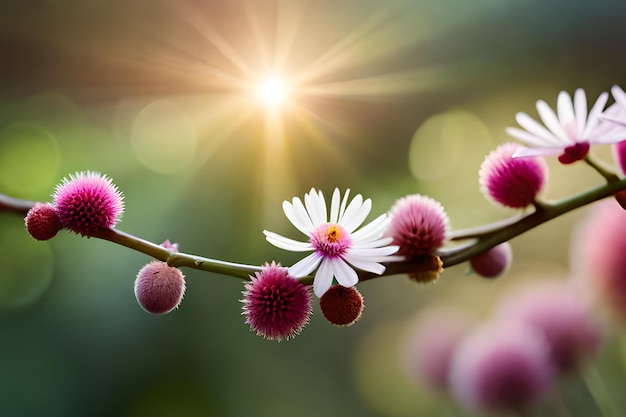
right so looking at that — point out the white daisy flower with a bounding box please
[506,88,625,164]
[263,188,399,297]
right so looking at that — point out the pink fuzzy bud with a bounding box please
[53,171,124,236]
[242,262,312,341]
[479,143,547,208]
[134,261,186,315]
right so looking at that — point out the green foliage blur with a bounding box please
[2,0,626,416]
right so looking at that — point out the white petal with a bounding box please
[313,259,334,297]
[350,214,391,244]
[512,146,562,158]
[343,255,386,275]
[351,236,394,249]
[506,127,553,147]
[331,258,359,288]
[515,113,562,146]
[283,200,314,235]
[554,91,575,140]
[573,88,588,138]
[537,99,569,142]
[264,231,313,252]
[348,246,400,259]
[612,85,626,107]
[341,196,372,233]
[338,189,351,220]
[289,252,323,277]
[584,92,609,138]
[305,188,327,226]
[330,188,341,224]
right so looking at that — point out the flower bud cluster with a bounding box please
[25,171,124,240]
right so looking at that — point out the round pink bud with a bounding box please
[479,143,548,208]
[52,171,124,236]
[386,194,449,259]
[134,261,186,315]
[495,282,603,373]
[242,262,312,341]
[469,242,513,279]
[319,285,364,326]
[24,203,62,241]
[449,324,554,414]
[402,306,474,392]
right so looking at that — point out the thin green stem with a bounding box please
[582,365,620,417]
[585,154,620,183]
[91,228,260,279]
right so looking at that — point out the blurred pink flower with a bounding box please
[264,188,398,297]
[241,262,312,341]
[571,200,626,324]
[385,194,449,259]
[449,324,554,414]
[506,88,623,164]
[479,143,547,208]
[53,171,124,235]
[495,282,603,373]
[402,306,474,392]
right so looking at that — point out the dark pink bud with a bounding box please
[242,262,312,341]
[319,285,364,326]
[25,203,62,241]
[469,242,513,279]
[134,261,186,314]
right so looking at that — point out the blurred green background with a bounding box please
[2,0,626,416]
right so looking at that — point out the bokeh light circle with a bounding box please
[0,123,60,197]
[130,100,197,174]
[0,218,54,309]
[409,110,492,183]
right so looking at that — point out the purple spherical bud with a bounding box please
[242,262,312,341]
[495,282,603,373]
[479,143,548,208]
[134,261,186,315]
[469,242,513,279]
[402,306,474,392]
[52,171,124,236]
[25,203,62,241]
[319,284,364,326]
[386,194,449,259]
[449,324,555,414]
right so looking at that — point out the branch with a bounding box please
[3,174,626,283]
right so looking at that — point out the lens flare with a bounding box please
[256,76,290,107]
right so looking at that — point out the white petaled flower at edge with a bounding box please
[263,188,400,297]
[505,88,626,164]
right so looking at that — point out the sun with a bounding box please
[256,76,291,108]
